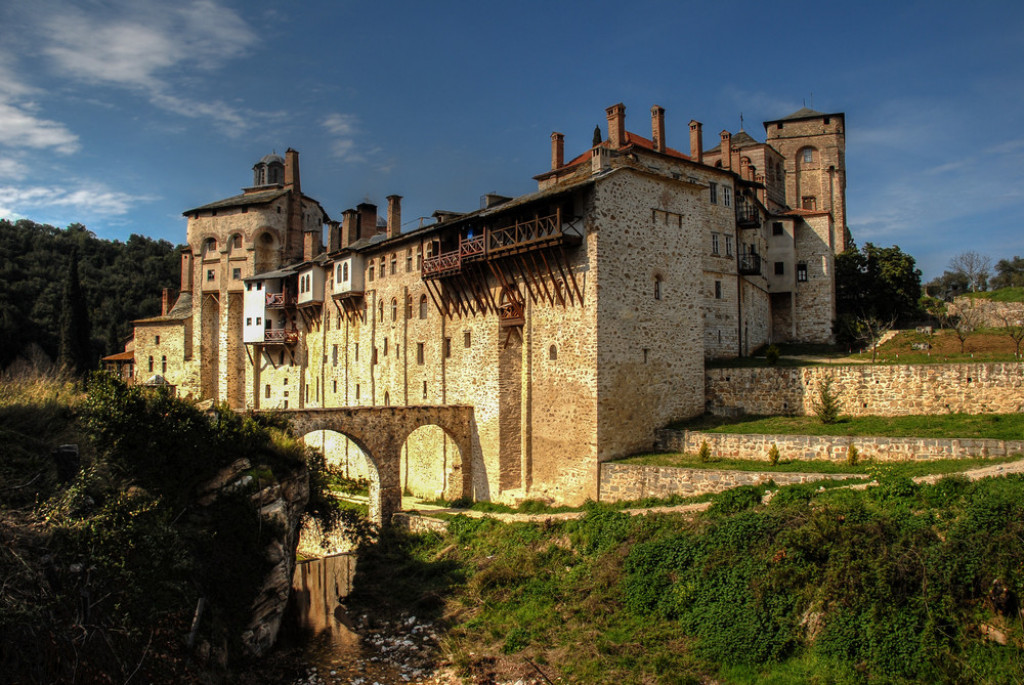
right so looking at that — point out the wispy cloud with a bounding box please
[31,0,257,134]
[0,182,155,221]
[323,113,367,162]
[0,55,79,153]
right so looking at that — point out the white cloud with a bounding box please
[0,182,154,221]
[30,0,257,134]
[323,113,366,162]
[0,101,79,154]
[0,157,26,178]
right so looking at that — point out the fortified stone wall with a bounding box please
[706,363,1024,416]
[656,429,1024,462]
[792,214,836,343]
[599,463,859,501]
[948,297,1024,328]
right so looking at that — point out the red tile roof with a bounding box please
[561,131,691,169]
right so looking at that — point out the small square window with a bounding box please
[775,262,785,276]
[232,268,241,280]
[803,148,813,163]
[206,269,215,281]
[797,262,808,282]
[772,222,784,236]
[246,318,252,326]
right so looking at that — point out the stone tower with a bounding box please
[764,108,849,252]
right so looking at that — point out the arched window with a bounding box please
[383,391,390,406]
[419,294,428,319]
[342,263,349,281]
[391,298,398,321]
[202,237,217,257]
[549,345,557,360]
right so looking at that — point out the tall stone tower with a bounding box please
[764,108,849,252]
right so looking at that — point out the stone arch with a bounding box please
[253,228,280,273]
[200,236,218,258]
[228,232,245,254]
[399,423,466,502]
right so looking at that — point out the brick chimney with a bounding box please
[341,209,358,246]
[161,287,171,315]
[387,195,402,239]
[180,249,193,291]
[651,106,666,153]
[689,120,703,163]
[357,202,378,237]
[551,132,564,169]
[327,220,341,252]
[720,131,732,171]
[302,230,319,261]
[284,148,301,194]
[606,103,626,148]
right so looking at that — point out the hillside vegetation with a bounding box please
[351,478,1024,684]
[0,374,343,684]
[0,219,181,369]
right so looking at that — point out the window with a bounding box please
[383,392,390,407]
[246,318,252,326]
[383,337,388,356]
[148,356,154,372]
[802,196,817,210]
[391,298,397,322]
[419,294,428,319]
[372,347,378,364]
[712,233,720,255]
[265,384,271,399]
[417,342,424,364]
[207,269,215,281]
[406,295,413,319]
[406,249,413,272]
[333,380,337,393]
[256,317,262,325]
[774,261,785,275]
[714,281,722,299]
[772,222,784,236]
[232,234,242,249]
[390,254,397,275]
[416,246,423,271]
[725,235,733,256]
[379,256,386,278]
[797,262,808,282]
[369,265,375,281]
[422,381,427,399]
[464,330,472,348]
[709,182,718,204]
[232,268,241,280]
[445,337,452,358]
[723,186,731,207]
[332,344,338,366]
[654,276,662,300]
[356,384,360,400]
[354,343,359,361]
[155,335,160,344]
[803,148,813,163]
[549,344,557,360]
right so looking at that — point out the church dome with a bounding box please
[252,151,285,187]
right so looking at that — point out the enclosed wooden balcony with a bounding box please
[263,328,299,344]
[736,203,761,229]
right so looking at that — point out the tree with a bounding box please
[948,301,983,354]
[1001,313,1024,359]
[56,249,93,375]
[948,251,991,293]
[924,270,970,301]
[835,242,922,345]
[991,256,1024,290]
[847,314,897,362]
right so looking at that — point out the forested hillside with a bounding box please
[0,219,181,369]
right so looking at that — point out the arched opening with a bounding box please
[399,424,463,502]
[254,230,278,274]
[419,294,428,319]
[201,237,217,258]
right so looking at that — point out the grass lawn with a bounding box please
[616,452,1020,478]
[966,286,1024,302]
[670,412,1024,441]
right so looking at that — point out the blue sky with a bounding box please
[1,0,1022,280]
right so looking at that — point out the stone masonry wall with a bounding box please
[949,297,1024,328]
[706,363,1024,417]
[599,463,859,502]
[656,429,1024,463]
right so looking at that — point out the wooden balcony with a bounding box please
[736,203,761,229]
[738,252,761,276]
[263,329,299,344]
[265,290,296,308]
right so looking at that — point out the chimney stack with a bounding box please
[161,288,171,315]
[689,120,703,163]
[387,195,402,239]
[551,132,564,169]
[284,148,301,195]
[651,105,666,153]
[180,250,193,291]
[606,103,626,148]
[357,202,378,238]
[327,220,341,252]
[302,230,319,261]
[720,131,732,171]
[341,209,358,246]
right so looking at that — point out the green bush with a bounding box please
[765,344,781,366]
[811,374,842,424]
[768,442,780,466]
[698,440,712,463]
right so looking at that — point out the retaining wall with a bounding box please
[706,363,1024,417]
[599,463,859,502]
[656,429,1024,462]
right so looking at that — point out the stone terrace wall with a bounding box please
[949,297,1024,328]
[656,429,1024,463]
[599,463,859,502]
[705,363,1024,417]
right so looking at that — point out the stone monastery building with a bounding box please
[130,103,849,505]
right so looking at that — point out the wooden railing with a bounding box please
[265,291,296,308]
[460,235,485,259]
[264,329,299,343]
[499,298,525,327]
[487,212,560,253]
[422,251,461,277]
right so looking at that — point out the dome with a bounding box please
[258,153,284,166]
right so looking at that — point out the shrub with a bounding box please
[812,374,842,424]
[846,443,859,466]
[768,443,780,466]
[698,440,711,463]
[765,344,781,366]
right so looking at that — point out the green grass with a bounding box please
[617,452,1019,478]
[416,493,712,516]
[670,412,1024,441]
[966,286,1024,302]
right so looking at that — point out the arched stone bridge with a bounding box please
[278,405,475,525]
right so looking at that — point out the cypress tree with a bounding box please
[57,248,93,375]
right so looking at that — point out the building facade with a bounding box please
[132,104,849,505]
